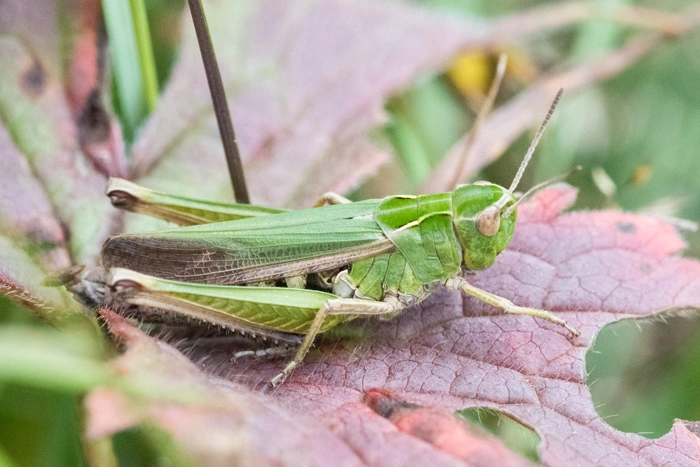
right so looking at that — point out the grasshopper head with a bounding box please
[451,183,517,270]
[449,88,564,270]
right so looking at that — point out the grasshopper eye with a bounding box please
[476,205,500,237]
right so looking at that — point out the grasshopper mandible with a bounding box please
[87,90,579,387]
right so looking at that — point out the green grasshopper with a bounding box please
[88,90,580,387]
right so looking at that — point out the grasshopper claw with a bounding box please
[269,361,297,388]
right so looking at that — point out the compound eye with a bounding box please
[476,205,500,237]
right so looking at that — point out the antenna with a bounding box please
[449,53,508,189]
[508,88,563,194]
[503,166,581,217]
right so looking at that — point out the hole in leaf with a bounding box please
[458,407,540,462]
[112,424,192,466]
[587,313,700,438]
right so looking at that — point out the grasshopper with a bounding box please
[77,90,579,387]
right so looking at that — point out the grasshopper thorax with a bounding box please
[450,183,517,271]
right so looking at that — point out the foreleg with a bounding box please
[445,277,580,336]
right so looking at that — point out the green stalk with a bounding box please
[102,0,158,141]
[129,0,159,112]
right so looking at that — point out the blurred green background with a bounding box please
[2,0,700,465]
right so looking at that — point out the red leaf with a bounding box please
[181,185,700,465]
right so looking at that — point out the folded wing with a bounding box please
[102,200,395,285]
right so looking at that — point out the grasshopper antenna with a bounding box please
[508,88,563,194]
[187,0,250,203]
[503,166,581,217]
[493,88,563,213]
[450,54,508,190]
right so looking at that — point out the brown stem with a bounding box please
[186,0,250,203]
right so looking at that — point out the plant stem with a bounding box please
[186,0,250,204]
[129,0,159,112]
